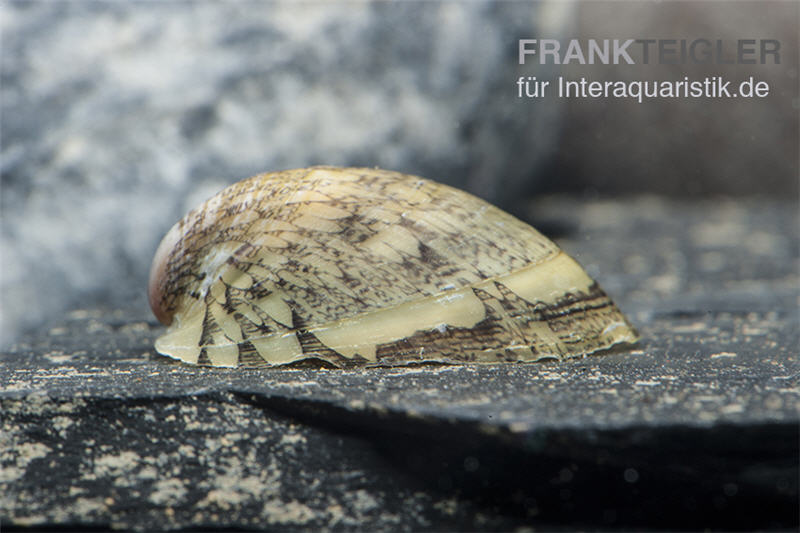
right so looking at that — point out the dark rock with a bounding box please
[2,197,797,530]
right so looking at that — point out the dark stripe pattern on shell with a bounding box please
[148,166,638,367]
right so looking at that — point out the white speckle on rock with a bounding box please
[52,416,73,435]
[94,451,140,477]
[351,489,379,513]
[325,503,345,526]
[138,466,158,480]
[279,433,307,446]
[176,444,194,456]
[262,499,316,525]
[0,465,23,484]
[72,497,107,516]
[150,478,188,506]
[199,473,279,510]
[673,322,706,334]
[720,403,745,415]
[0,441,52,483]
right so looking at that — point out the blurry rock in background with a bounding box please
[546,1,798,197]
[0,2,571,346]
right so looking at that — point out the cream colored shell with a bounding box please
[148,166,638,367]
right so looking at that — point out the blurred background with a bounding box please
[1,1,797,347]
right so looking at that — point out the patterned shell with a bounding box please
[148,166,638,367]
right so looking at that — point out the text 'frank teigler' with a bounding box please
[518,39,781,65]
[515,39,779,103]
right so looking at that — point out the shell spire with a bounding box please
[148,166,638,367]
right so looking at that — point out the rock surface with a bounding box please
[2,196,797,531]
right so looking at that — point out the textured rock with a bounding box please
[0,1,571,345]
[2,196,797,531]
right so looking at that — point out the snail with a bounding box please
[148,166,638,368]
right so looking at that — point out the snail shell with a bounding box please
[148,166,638,368]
